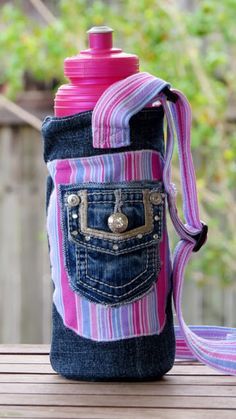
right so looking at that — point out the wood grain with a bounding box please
[0,345,235,419]
[0,407,235,419]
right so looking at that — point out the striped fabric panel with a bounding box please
[47,150,171,342]
[92,72,169,148]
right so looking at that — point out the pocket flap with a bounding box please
[60,181,165,255]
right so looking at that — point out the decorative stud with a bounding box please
[150,191,162,205]
[85,236,91,241]
[72,213,78,219]
[153,234,159,240]
[154,215,160,221]
[71,230,78,236]
[113,244,119,251]
[67,194,80,207]
[108,212,128,233]
[137,233,143,239]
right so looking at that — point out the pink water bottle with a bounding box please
[54,26,139,117]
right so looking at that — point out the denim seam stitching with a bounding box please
[77,272,156,300]
[82,246,151,289]
[60,179,163,189]
[69,239,160,255]
[69,248,161,308]
[73,247,161,306]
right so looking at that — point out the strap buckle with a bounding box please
[162,86,178,103]
[191,222,208,252]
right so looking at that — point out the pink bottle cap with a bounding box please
[54,26,139,116]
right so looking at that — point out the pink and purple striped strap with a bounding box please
[92,72,236,375]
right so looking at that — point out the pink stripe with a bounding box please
[55,160,78,332]
[152,151,162,180]
[132,301,141,335]
[126,153,132,181]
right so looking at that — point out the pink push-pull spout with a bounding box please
[54,26,139,117]
[88,26,113,50]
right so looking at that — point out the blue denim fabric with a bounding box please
[42,107,175,381]
[60,181,165,306]
[42,107,165,162]
[50,294,175,381]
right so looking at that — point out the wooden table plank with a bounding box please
[0,373,235,385]
[0,394,236,409]
[0,354,50,364]
[0,382,235,396]
[0,363,55,374]
[0,362,226,375]
[0,407,235,419]
[0,345,50,354]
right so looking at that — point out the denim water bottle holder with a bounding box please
[42,72,236,380]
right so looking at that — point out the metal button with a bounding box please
[67,194,80,207]
[153,234,159,240]
[150,191,162,205]
[108,212,128,233]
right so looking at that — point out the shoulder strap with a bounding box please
[163,91,236,374]
[92,72,236,375]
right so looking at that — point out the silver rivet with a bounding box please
[67,194,80,207]
[72,213,78,219]
[153,234,159,240]
[85,236,91,241]
[154,215,160,221]
[150,191,162,205]
[71,230,78,236]
[137,233,143,239]
[113,244,119,250]
[108,212,128,233]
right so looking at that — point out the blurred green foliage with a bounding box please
[0,0,235,287]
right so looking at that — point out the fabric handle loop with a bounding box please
[92,72,169,149]
[92,72,236,375]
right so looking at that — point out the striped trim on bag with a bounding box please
[47,150,171,341]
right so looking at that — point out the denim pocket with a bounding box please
[59,181,165,306]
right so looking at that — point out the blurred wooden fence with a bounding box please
[0,105,235,344]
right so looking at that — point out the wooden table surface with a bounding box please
[0,345,235,419]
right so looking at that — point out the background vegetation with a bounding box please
[0,0,235,291]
